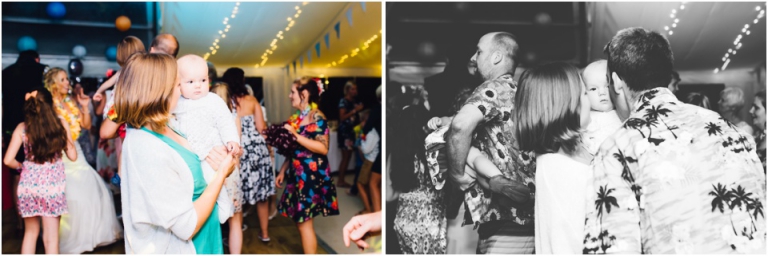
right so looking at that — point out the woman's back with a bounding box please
[235,95,257,117]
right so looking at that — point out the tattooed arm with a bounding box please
[285,110,330,155]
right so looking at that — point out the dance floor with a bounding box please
[1,173,380,254]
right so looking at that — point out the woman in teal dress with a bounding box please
[276,77,340,254]
[115,52,238,254]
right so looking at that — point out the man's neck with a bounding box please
[485,69,511,82]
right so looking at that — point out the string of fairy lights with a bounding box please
[662,2,685,36]
[256,2,309,68]
[203,2,239,61]
[714,4,765,73]
[325,30,380,68]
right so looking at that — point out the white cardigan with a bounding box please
[120,128,197,254]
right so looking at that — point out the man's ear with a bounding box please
[611,72,624,95]
[492,51,502,65]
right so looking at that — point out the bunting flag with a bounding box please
[307,50,312,63]
[293,61,296,74]
[324,33,330,49]
[334,22,341,39]
[361,2,366,12]
[315,42,321,58]
[285,64,290,76]
[300,56,304,68]
[346,8,353,27]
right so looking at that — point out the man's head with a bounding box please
[150,33,179,58]
[583,60,614,112]
[177,54,209,100]
[470,32,519,81]
[604,27,674,119]
[17,50,40,64]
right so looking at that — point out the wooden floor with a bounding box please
[1,172,385,254]
[2,205,328,254]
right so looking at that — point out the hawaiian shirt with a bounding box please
[459,74,536,227]
[582,88,766,254]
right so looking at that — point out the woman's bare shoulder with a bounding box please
[311,109,327,121]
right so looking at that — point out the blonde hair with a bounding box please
[114,52,178,132]
[720,87,745,112]
[344,80,357,95]
[117,36,147,67]
[211,81,234,112]
[44,67,67,94]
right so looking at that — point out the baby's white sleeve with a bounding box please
[209,95,240,145]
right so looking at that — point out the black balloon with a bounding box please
[68,59,83,76]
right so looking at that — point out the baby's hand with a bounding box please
[226,141,241,157]
[427,117,443,131]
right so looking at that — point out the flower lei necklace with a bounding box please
[289,102,318,130]
[54,96,81,141]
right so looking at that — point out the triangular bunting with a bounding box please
[285,65,290,76]
[315,42,321,58]
[346,8,353,27]
[307,50,312,63]
[293,61,296,74]
[300,57,304,68]
[361,2,366,12]
[334,22,341,39]
[324,33,330,49]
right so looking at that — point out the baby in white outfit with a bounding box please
[171,54,240,222]
[582,60,623,155]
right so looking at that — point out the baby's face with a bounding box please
[584,71,614,112]
[178,61,210,100]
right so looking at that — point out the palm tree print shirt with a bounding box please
[461,74,536,227]
[582,88,766,254]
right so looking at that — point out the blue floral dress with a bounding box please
[278,115,340,222]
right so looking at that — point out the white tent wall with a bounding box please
[218,66,381,126]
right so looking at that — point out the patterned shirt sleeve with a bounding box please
[583,132,642,254]
[463,80,512,123]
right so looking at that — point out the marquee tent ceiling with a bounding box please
[163,2,381,70]
[590,2,766,72]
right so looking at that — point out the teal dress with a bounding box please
[141,127,223,254]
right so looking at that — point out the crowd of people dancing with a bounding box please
[2,32,383,254]
[389,27,766,254]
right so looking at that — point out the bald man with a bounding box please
[150,33,180,58]
[446,32,535,254]
[581,60,623,155]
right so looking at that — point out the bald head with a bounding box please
[583,60,607,85]
[490,32,519,64]
[150,33,179,58]
[473,32,520,80]
[177,54,206,69]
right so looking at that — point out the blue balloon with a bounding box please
[17,36,37,51]
[105,46,117,61]
[46,2,66,19]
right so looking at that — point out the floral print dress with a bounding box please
[393,155,447,254]
[583,88,766,254]
[278,115,339,222]
[337,98,359,150]
[240,115,275,205]
[17,130,68,217]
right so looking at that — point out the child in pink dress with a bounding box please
[3,88,77,254]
